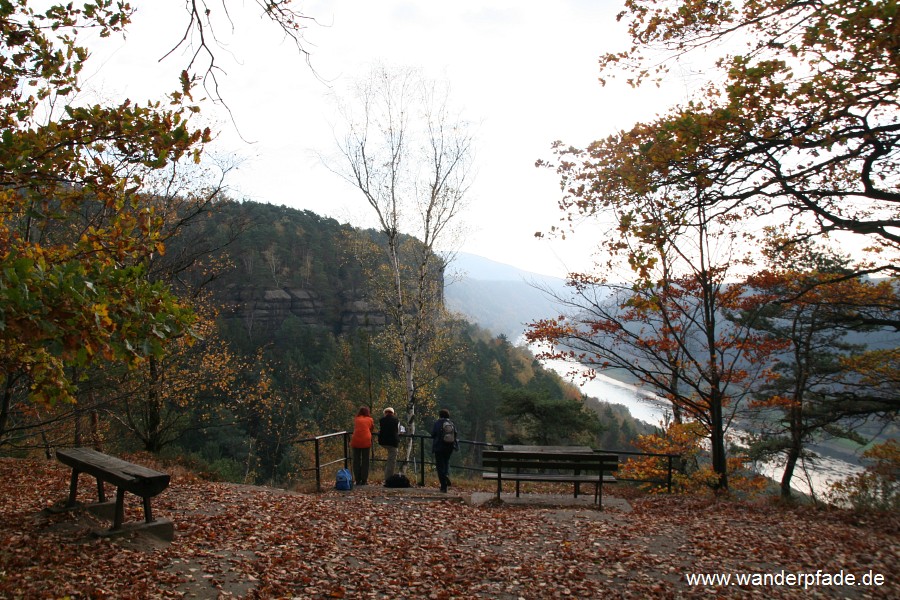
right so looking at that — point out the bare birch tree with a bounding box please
[329,65,474,457]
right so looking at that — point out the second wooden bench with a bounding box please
[482,449,618,506]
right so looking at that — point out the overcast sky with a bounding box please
[85,0,686,279]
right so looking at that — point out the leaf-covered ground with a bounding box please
[0,457,896,599]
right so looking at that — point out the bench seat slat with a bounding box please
[482,473,617,484]
[483,450,616,460]
[481,459,617,471]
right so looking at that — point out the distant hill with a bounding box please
[444,253,571,342]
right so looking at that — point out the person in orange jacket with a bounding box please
[350,406,375,485]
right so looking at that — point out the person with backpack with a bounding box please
[350,406,375,485]
[378,407,401,483]
[430,408,458,492]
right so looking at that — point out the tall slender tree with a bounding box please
[329,65,475,452]
[535,0,900,489]
[529,185,778,490]
[737,233,900,498]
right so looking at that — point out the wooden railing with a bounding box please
[293,431,679,493]
[291,431,349,491]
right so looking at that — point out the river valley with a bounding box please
[541,358,865,497]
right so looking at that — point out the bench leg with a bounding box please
[113,487,126,530]
[496,473,502,500]
[143,496,154,523]
[97,478,106,503]
[515,467,521,498]
[66,469,80,508]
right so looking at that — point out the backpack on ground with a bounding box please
[384,473,411,488]
[335,467,353,491]
[441,419,456,444]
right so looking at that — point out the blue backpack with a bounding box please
[335,467,353,491]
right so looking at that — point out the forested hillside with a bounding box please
[1,198,652,486]
[184,200,655,481]
[171,200,380,338]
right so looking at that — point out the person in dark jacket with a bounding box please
[378,407,401,482]
[430,408,458,492]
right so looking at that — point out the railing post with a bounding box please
[314,438,322,492]
[667,454,673,494]
[419,434,426,487]
[344,433,350,468]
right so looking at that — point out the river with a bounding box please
[540,357,863,497]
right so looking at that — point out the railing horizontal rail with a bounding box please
[291,431,348,444]
[614,449,679,458]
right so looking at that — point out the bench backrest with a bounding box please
[56,448,170,497]
[482,451,618,473]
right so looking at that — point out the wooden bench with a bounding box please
[482,448,618,506]
[56,448,170,531]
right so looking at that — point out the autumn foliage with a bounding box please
[828,440,900,513]
[0,2,205,416]
[623,421,767,496]
[532,0,899,497]
[594,0,900,260]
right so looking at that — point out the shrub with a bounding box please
[827,440,899,513]
[621,421,767,495]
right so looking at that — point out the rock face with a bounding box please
[339,296,388,330]
[215,285,385,333]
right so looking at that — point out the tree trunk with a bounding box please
[0,372,17,444]
[90,409,102,450]
[145,356,162,453]
[74,410,83,447]
[709,395,729,490]
[781,402,805,499]
[781,445,801,499]
[0,388,8,444]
